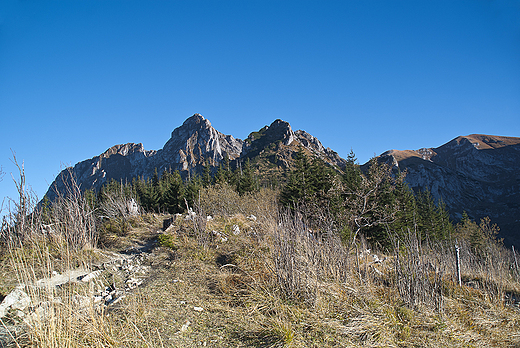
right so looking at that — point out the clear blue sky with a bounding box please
[1,0,519,205]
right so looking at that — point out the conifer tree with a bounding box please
[214,164,227,185]
[202,159,213,187]
[280,147,311,207]
[160,170,184,213]
[390,175,417,236]
[184,174,202,209]
[343,149,362,192]
[237,158,256,195]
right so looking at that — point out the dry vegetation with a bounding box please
[1,166,520,347]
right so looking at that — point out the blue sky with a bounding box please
[1,0,519,205]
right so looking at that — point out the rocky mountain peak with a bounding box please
[266,119,295,146]
[175,113,210,135]
[245,119,295,148]
[101,143,150,158]
[158,114,243,172]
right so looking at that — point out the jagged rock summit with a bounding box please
[160,114,243,169]
[45,114,345,200]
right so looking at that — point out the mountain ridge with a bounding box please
[378,133,520,246]
[45,114,346,200]
[45,114,520,245]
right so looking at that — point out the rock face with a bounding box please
[47,143,155,201]
[378,134,520,246]
[157,114,243,171]
[45,114,344,199]
[242,119,346,171]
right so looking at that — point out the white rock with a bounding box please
[93,296,104,304]
[36,269,90,288]
[72,294,91,309]
[185,208,197,220]
[0,285,31,318]
[80,270,103,282]
[359,249,371,258]
[193,306,204,312]
[180,320,191,332]
[110,295,125,305]
[206,215,213,221]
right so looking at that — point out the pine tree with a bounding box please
[202,159,213,187]
[161,170,184,213]
[184,174,202,209]
[390,176,417,237]
[214,164,227,185]
[343,149,362,192]
[237,158,256,195]
[280,148,311,207]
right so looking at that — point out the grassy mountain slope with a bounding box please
[2,184,520,347]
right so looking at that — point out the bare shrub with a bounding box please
[190,196,209,248]
[393,229,444,311]
[1,158,97,263]
[46,169,97,250]
[1,155,41,246]
[272,207,350,303]
[99,182,140,235]
[198,183,278,223]
[332,160,404,248]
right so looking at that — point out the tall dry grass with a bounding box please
[198,182,277,223]
[271,208,350,303]
[0,159,159,347]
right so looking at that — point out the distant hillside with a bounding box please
[376,134,520,246]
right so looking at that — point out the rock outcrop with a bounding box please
[46,143,155,201]
[242,119,346,171]
[157,114,243,171]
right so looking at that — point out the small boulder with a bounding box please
[180,320,191,332]
[163,217,174,231]
[0,286,31,319]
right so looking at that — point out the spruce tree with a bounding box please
[237,158,256,195]
[343,149,362,192]
[280,147,311,207]
[184,174,202,209]
[202,159,213,187]
[161,170,184,213]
